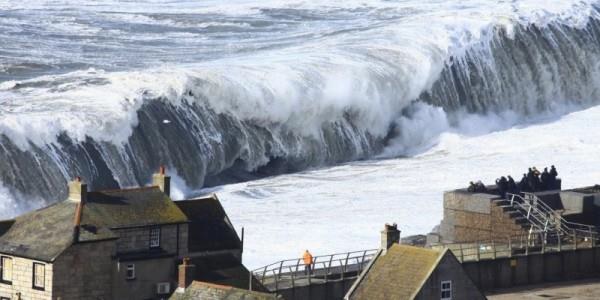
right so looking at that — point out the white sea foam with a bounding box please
[212,104,600,268]
[0,0,598,151]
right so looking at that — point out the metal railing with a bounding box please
[251,249,378,291]
[435,230,598,263]
[507,193,597,240]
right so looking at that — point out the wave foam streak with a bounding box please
[1,1,600,212]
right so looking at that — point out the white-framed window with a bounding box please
[441,280,452,300]
[149,227,161,249]
[33,263,45,290]
[126,264,136,280]
[1,257,12,284]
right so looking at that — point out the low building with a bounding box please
[170,258,279,300]
[0,168,253,300]
[345,224,485,300]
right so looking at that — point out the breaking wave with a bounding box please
[2,1,600,212]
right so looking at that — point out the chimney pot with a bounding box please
[152,167,171,197]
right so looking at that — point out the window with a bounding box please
[33,263,45,290]
[0,257,12,284]
[126,264,135,280]
[441,280,452,300]
[149,227,161,248]
[0,297,10,300]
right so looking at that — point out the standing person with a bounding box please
[507,175,517,194]
[303,250,313,275]
[550,165,559,189]
[541,168,550,190]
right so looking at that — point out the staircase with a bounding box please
[495,192,597,243]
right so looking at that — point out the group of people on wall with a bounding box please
[468,165,559,198]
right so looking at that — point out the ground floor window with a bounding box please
[0,257,12,284]
[33,263,45,290]
[441,280,452,300]
[126,264,136,280]
[0,297,10,300]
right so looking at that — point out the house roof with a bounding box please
[169,281,278,300]
[176,195,241,252]
[0,186,188,262]
[0,201,79,262]
[347,244,447,300]
[82,187,188,228]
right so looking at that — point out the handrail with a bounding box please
[252,248,379,290]
[507,193,597,240]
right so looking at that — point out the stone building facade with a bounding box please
[437,190,527,243]
[0,168,246,300]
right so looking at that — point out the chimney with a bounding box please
[71,177,86,243]
[177,258,196,292]
[152,166,171,197]
[73,201,83,243]
[381,223,400,253]
[68,177,87,203]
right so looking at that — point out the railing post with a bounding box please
[249,270,253,291]
[526,233,530,256]
[360,250,367,272]
[541,232,546,254]
[574,231,578,250]
[290,266,295,288]
[508,237,512,258]
[492,240,496,259]
[476,241,480,261]
[261,266,268,285]
[558,233,562,252]
[278,261,284,279]
[459,243,464,262]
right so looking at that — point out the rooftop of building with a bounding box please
[348,244,447,300]
[0,175,241,262]
[170,281,279,300]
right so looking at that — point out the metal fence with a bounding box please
[252,249,379,291]
[433,231,597,263]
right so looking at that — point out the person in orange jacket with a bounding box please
[303,250,313,275]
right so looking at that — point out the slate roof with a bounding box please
[0,201,79,262]
[0,186,188,262]
[176,195,242,252]
[347,244,447,300]
[169,281,279,300]
[83,187,188,228]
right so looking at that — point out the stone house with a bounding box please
[0,168,247,300]
[345,224,485,300]
[170,258,278,300]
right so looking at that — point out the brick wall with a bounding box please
[0,256,53,300]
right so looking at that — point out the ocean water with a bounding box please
[2,0,600,268]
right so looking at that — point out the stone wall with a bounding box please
[53,241,115,300]
[115,224,188,256]
[0,256,53,300]
[111,257,175,300]
[439,191,525,243]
